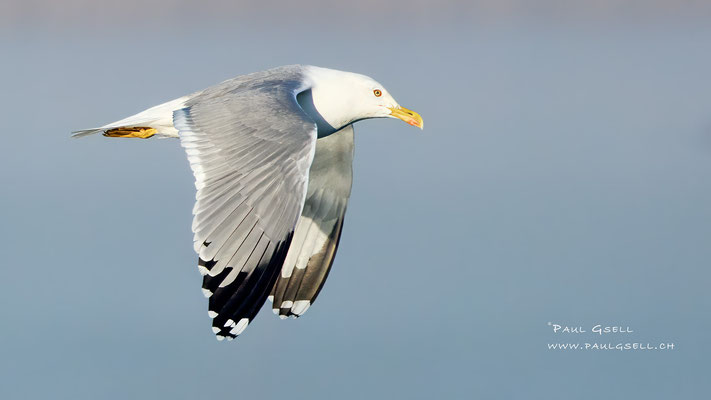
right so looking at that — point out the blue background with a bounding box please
[1,2,710,399]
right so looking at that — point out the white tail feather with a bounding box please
[72,96,190,138]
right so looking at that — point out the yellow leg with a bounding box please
[103,127,157,139]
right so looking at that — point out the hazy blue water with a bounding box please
[1,20,710,399]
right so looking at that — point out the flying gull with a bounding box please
[74,65,423,340]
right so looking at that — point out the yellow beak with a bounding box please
[388,106,424,129]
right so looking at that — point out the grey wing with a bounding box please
[175,78,317,340]
[270,124,354,318]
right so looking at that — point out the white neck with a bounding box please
[304,66,369,131]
